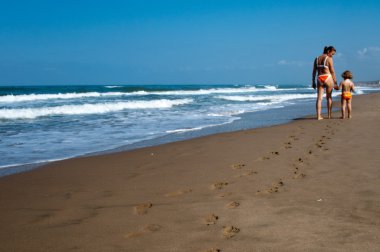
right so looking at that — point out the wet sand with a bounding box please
[0,93,379,252]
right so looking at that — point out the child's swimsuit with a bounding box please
[342,91,352,100]
[316,56,331,84]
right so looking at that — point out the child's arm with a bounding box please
[351,82,355,92]
[337,81,343,90]
[334,80,342,90]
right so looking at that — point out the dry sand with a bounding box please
[0,93,379,252]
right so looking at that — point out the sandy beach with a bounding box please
[0,93,379,252]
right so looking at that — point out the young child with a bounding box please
[338,70,355,119]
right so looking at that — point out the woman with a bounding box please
[312,46,337,120]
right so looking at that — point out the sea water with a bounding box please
[1,84,379,176]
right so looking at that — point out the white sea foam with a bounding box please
[264,85,277,90]
[0,99,193,119]
[128,86,282,96]
[216,95,271,102]
[216,93,340,102]
[165,118,238,134]
[105,86,121,88]
[207,110,246,117]
[354,86,380,94]
[0,92,126,103]
[166,127,204,133]
[0,86,288,103]
[0,88,228,103]
[355,89,364,95]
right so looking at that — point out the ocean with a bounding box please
[1,84,379,176]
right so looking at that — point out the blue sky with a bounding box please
[0,0,379,85]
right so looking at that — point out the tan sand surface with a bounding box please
[0,93,379,252]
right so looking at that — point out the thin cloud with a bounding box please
[277,60,310,67]
[357,46,380,58]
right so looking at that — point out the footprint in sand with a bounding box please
[204,214,219,225]
[267,180,284,193]
[222,226,240,238]
[61,189,82,200]
[125,224,162,238]
[211,182,228,190]
[237,169,258,178]
[292,166,306,179]
[256,180,284,195]
[202,248,221,252]
[258,156,270,161]
[231,163,246,170]
[217,192,232,198]
[226,201,240,209]
[271,151,280,155]
[31,207,98,228]
[165,189,192,197]
[284,141,292,149]
[293,173,306,179]
[289,135,299,141]
[134,202,153,215]
[242,170,258,176]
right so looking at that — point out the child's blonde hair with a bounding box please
[341,70,353,80]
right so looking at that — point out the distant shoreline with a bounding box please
[355,80,380,87]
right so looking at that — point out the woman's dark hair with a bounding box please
[323,46,336,54]
[341,70,353,79]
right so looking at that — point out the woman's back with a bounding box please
[315,55,331,75]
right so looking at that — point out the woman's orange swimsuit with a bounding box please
[318,74,331,83]
[342,91,352,100]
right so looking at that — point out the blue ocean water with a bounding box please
[1,84,379,176]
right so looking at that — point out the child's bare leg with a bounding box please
[341,99,346,119]
[347,100,352,118]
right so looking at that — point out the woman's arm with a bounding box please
[312,58,317,89]
[327,57,337,84]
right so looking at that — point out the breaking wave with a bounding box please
[0,99,193,119]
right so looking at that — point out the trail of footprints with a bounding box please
[127,122,341,251]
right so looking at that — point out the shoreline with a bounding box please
[1,93,379,251]
[3,84,379,176]
[1,97,324,177]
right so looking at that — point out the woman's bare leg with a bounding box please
[325,79,334,119]
[316,84,324,120]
